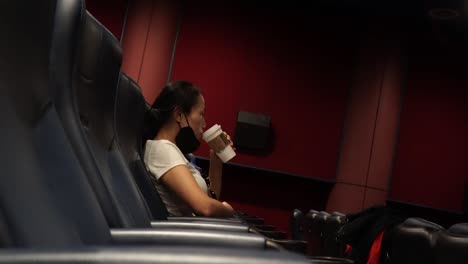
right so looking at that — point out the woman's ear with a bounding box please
[173,107,183,123]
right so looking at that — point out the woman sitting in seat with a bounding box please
[143,80,234,217]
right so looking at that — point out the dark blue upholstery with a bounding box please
[115,73,169,220]
[0,0,111,247]
[73,11,153,229]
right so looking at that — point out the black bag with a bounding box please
[337,206,406,264]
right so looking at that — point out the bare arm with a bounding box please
[159,164,234,217]
[208,149,223,198]
[208,132,234,199]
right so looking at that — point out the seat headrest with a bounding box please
[292,209,303,219]
[401,217,444,231]
[0,0,84,124]
[393,217,443,245]
[141,101,160,150]
[316,213,330,223]
[331,211,346,217]
[306,210,320,221]
[327,215,346,226]
[386,218,443,264]
[448,223,468,235]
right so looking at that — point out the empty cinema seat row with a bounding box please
[297,206,468,264]
[298,210,348,257]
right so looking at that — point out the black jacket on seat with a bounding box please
[337,206,406,264]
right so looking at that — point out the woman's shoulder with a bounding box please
[146,139,186,161]
[147,139,176,148]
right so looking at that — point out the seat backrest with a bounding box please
[115,73,169,220]
[114,73,143,166]
[141,101,160,152]
[435,225,468,264]
[316,212,331,237]
[386,218,442,264]
[323,214,347,257]
[0,95,86,248]
[447,223,468,235]
[290,209,304,240]
[74,12,152,228]
[0,0,112,247]
[304,210,323,255]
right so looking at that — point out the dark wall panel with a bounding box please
[390,25,468,212]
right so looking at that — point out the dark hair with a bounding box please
[142,80,201,141]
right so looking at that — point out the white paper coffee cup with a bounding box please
[202,124,236,163]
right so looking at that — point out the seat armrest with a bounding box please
[257,230,287,240]
[269,239,308,255]
[150,221,249,233]
[110,228,267,249]
[253,224,276,231]
[308,256,355,263]
[0,246,312,263]
[167,216,244,224]
[243,217,265,225]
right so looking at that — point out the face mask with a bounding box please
[176,114,200,154]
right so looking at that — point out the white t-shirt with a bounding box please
[144,139,208,216]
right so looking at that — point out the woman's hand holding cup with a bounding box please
[203,125,236,164]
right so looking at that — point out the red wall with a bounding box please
[88,0,180,103]
[86,0,128,41]
[172,2,356,180]
[120,0,180,102]
[389,24,468,212]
